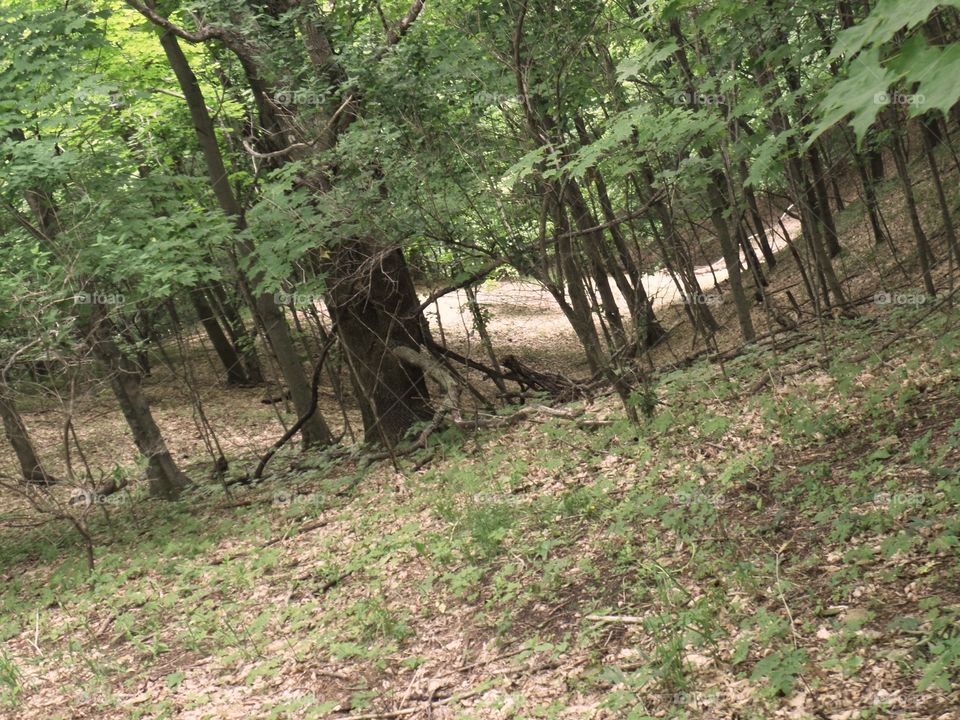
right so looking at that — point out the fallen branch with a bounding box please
[262,517,331,548]
[501,355,589,402]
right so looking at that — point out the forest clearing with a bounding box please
[2,1,960,718]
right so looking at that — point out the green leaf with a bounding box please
[809,48,893,148]
[831,0,960,59]
[617,40,678,80]
[911,43,960,117]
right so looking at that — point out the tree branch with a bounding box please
[392,0,425,44]
[553,190,665,239]
[413,258,506,316]
[124,0,224,43]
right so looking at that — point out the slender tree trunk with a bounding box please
[190,287,250,386]
[463,284,508,394]
[85,306,188,499]
[0,384,57,484]
[706,174,756,341]
[633,172,719,333]
[808,144,843,257]
[563,183,628,352]
[590,171,665,347]
[209,282,265,384]
[921,113,960,264]
[887,109,937,296]
[740,163,777,267]
[158,29,331,446]
[848,133,890,247]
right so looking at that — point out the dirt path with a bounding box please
[427,212,802,372]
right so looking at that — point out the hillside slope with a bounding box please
[2,156,960,720]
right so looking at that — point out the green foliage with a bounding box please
[750,648,808,697]
[0,648,21,708]
[812,0,960,145]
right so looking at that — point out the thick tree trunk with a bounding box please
[325,244,432,447]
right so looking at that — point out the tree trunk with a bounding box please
[808,144,842,257]
[325,244,432,447]
[888,109,937,296]
[921,113,960,264]
[706,174,756,342]
[0,385,56,484]
[85,307,188,500]
[590,171,665,347]
[254,289,333,447]
[209,282,265,385]
[158,29,332,446]
[563,183,629,352]
[190,287,250,386]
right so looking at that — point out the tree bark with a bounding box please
[325,245,432,446]
[158,29,332,447]
[706,174,756,341]
[0,384,57,484]
[85,306,188,500]
[190,287,250,386]
[887,109,936,296]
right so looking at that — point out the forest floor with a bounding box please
[2,161,960,719]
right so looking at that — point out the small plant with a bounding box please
[0,648,22,708]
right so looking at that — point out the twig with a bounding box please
[585,614,646,625]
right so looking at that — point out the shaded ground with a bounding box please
[2,152,960,719]
[1,298,959,719]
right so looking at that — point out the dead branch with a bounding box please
[501,355,589,402]
[251,330,339,481]
[413,258,508,316]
